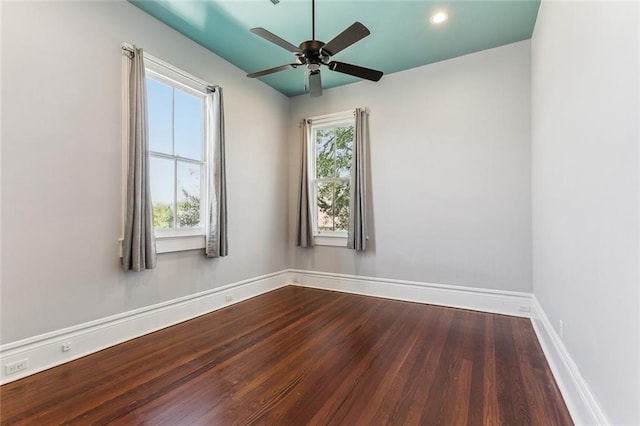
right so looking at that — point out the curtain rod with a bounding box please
[300,108,369,127]
[122,43,218,93]
[306,107,369,123]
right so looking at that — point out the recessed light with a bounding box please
[430,11,448,25]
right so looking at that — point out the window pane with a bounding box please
[333,180,350,231]
[316,181,350,232]
[176,161,201,228]
[335,126,354,178]
[316,129,335,178]
[146,78,173,155]
[315,126,353,179]
[150,156,175,229]
[174,90,203,161]
[316,182,333,231]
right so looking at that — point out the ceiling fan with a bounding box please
[246,0,384,97]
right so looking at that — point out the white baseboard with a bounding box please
[530,296,610,425]
[0,270,290,385]
[3,267,599,426]
[290,269,533,318]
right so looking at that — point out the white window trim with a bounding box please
[307,110,355,248]
[314,235,348,248]
[121,44,213,254]
[156,235,206,253]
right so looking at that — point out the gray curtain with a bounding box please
[206,87,228,257]
[347,108,368,251]
[122,48,157,271]
[296,119,314,247]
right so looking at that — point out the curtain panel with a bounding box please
[122,47,157,271]
[296,119,314,247]
[347,108,368,251]
[205,88,228,257]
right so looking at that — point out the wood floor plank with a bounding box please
[0,286,573,425]
[464,312,487,426]
[482,315,500,425]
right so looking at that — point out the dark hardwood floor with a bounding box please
[0,286,572,425]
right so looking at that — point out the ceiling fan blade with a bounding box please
[250,28,302,54]
[321,22,370,57]
[328,61,383,82]
[309,70,322,97]
[247,64,297,78]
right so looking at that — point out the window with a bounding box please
[144,57,212,252]
[308,112,355,246]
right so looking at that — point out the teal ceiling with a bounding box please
[129,0,540,97]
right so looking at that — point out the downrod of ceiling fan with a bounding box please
[312,0,315,41]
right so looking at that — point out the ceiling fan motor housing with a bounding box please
[299,40,328,65]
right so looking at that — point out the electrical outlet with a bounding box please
[225,294,234,302]
[4,359,28,376]
[559,320,564,339]
[518,304,530,313]
[62,342,71,352]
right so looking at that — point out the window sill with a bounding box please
[314,235,348,247]
[119,234,205,256]
[156,234,205,253]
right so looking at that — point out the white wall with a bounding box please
[531,1,640,424]
[1,1,290,344]
[288,41,532,293]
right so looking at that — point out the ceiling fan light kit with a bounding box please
[246,0,384,97]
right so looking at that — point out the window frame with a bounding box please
[121,48,214,254]
[307,111,356,247]
[145,67,208,240]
